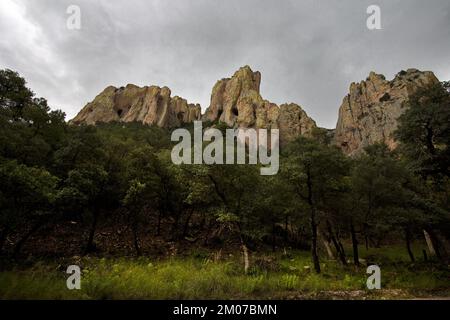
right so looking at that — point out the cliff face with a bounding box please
[71,66,442,154]
[203,66,266,127]
[71,84,201,128]
[334,69,439,155]
[203,66,317,143]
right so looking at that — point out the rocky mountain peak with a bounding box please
[70,66,442,153]
[70,84,201,128]
[203,65,263,126]
[334,69,439,155]
[203,66,317,143]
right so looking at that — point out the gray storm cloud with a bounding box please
[0,0,449,128]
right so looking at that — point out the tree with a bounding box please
[53,125,105,176]
[256,173,302,252]
[123,146,161,250]
[396,84,450,261]
[173,165,216,239]
[351,145,409,260]
[153,150,184,238]
[0,69,34,118]
[61,165,108,253]
[198,158,263,273]
[0,159,58,257]
[123,180,147,255]
[396,83,450,179]
[282,137,349,273]
[0,69,67,168]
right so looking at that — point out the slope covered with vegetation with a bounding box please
[0,69,449,299]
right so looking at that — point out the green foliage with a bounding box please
[0,69,34,116]
[395,84,450,241]
[0,70,67,168]
[1,249,449,299]
[282,137,349,202]
[396,83,450,179]
[1,69,450,290]
[0,159,59,244]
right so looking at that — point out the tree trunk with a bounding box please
[336,235,346,262]
[364,226,369,251]
[319,231,335,260]
[156,210,163,236]
[272,221,276,252]
[425,229,445,261]
[310,216,320,273]
[182,208,194,238]
[85,208,99,254]
[327,220,347,266]
[132,222,141,256]
[242,243,250,274]
[171,213,180,241]
[238,230,250,274]
[284,215,289,243]
[203,218,212,246]
[423,229,437,258]
[350,221,360,267]
[306,168,320,274]
[405,227,415,262]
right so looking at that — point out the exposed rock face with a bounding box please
[334,69,439,155]
[203,66,317,143]
[71,84,201,128]
[71,66,441,153]
[278,103,317,142]
[203,66,265,127]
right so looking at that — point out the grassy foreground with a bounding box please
[1,246,449,299]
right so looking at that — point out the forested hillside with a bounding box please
[1,69,449,299]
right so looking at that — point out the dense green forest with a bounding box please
[0,69,449,299]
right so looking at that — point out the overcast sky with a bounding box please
[0,0,449,128]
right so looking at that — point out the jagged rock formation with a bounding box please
[71,66,442,153]
[71,84,201,128]
[203,66,317,143]
[72,66,316,144]
[334,69,439,155]
[277,103,317,143]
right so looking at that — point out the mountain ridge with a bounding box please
[71,66,440,154]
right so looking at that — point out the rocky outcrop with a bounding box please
[278,103,317,142]
[72,66,316,144]
[334,69,439,155]
[203,66,317,143]
[203,66,265,127]
[71,84,201,128]
[71,66,442,153]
